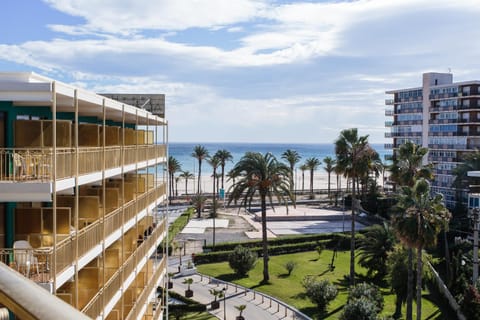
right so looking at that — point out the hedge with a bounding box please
[166,290,207,312]
[202,232,343,252]
[193,233,356,265]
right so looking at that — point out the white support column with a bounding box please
[52,81,57,292]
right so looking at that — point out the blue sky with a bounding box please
[1,0,480,143]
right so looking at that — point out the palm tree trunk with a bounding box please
[197,161,202,194]
[260,193,269,283]
[327,172,331,203]
[406,247,413,320]
[444,229,451,284]
[221,165,225,189]
[185,179,188,195]
[394,294,403,319]
[310,169,314,198]
[169,173,174,203]
[416,246,422,320]
[350,177,356,286]
[212,169,216,250]
[302,172,305,192]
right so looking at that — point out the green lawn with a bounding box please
[169,311,217,320]
[196,250,441,319]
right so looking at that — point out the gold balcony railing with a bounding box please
[0,145,166,182]
[82,228,167,319]
[0,183,166,288]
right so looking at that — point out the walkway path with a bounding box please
[168,256,310,320]
[165,205,312,319]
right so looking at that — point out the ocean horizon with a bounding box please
[169,141,388,175]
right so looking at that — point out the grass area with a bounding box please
[169,311,217,320]
[196,250,441,319]
[167,207,194,244]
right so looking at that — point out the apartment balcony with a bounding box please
[0,182,166,289]
[385,99,394,105]
[81,229,167,319]
[385,121,393,127]
[385,109,394,116]
[429,93,459,100]
[384,143,393,149]
[0,145,166,201]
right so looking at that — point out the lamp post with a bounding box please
[223,286,227,320]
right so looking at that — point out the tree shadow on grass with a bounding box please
[332,272,372,291]
[298,306,322,319]
[318,267,334,277]
[323,305,345,319]
[214,273,246,282]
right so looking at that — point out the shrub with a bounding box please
[348,282,384,313]
[461,285,480,320]
[228,245,257,276]
[340,296,378,320]
[302,276,337,312]
[340,282,384,320]
[316,243,325,257]
[284,261,297,275]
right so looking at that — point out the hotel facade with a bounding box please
[0,73,168,319]
[385,72,480,208]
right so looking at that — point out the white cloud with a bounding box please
[2,0,480,144]
[43,0,267,34]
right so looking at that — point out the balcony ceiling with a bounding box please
[0,72,165,125]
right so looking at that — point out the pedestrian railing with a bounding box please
[196,273,312,320]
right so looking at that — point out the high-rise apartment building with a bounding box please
[0,72,168,319]
[385,72,480,208]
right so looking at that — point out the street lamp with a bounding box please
[223,286,227,320]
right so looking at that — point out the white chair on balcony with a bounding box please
[13,240,39,278]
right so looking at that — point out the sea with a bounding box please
[169,142,387,174]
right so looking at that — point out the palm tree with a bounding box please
[390,141,432,188]
[282,149,301,194]
[191,194,207,218]
[214,149,233,190]
[227,152,293,283]
[208,155,220,249]
[389,140,432,320]
[168,156,181,202]
[335,128,369,286]
[299,164,307,193]
[358,146,383,197]
[393,179,450,320]
[357,222,396,279]
[323,156,336,202]
[387,245,409,319]
[191,145,209,194]
[305,157,321,199]
[179,171,194,195]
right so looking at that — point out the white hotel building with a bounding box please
[385,72,480,208]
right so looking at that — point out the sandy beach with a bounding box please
[172,171,386,196]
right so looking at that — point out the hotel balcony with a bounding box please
[385,121,393,127]
[385,99,394,105]
[0,182,166,284]
[0,181,167,318]
[0,72,168,320]
[0,118,166,202]
[385,109,394,116]
[384,143,393,149]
